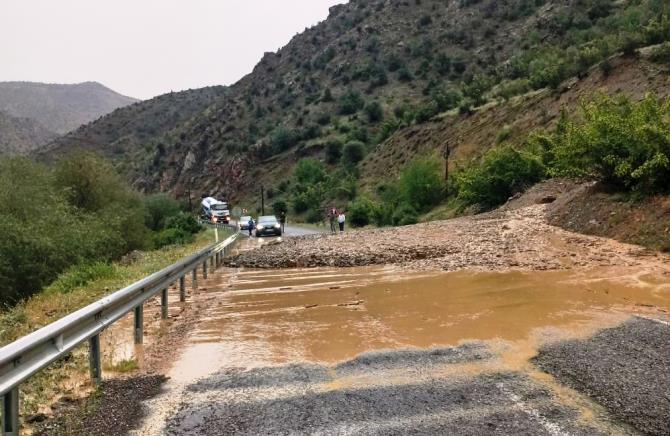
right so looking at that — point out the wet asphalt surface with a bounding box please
[163,343,623,435]
[535,317,670,436]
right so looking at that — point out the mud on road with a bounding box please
[226,185,668,273]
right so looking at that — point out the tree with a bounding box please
[339,90,365,115]
[399,155,445,212]
[364,101,384,123]
[144,194,181,231]
[326,140,343,164]
[342,141,366,165]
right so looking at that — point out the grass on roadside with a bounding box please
[0,227,224,417]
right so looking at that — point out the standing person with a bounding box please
[338,211,346,233]
[329,207,337,234]
[279,211,287,233]
[247,217,255,237]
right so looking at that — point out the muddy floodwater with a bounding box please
[167,263,670,381]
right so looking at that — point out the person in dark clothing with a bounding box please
[279,212,287,233]
[329,208,337,234]
[247,218,255,237]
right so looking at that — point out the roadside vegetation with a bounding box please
[0,227,220,416]
[0,152,202,308]
[279,92,670,230]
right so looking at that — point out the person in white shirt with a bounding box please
[338,212,346,233]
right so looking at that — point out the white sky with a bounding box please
[1,0,344,100]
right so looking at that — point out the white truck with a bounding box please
[201,197,231,224]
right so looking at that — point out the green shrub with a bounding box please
[537,93,670,192]
[325,140,343,164]
[270,127,300,153]
[399,155,445,212]
[348,198,375,227]
[295,158,328,185]
[392,203,419,226]
[339,90,365,115]
[0,154,151,306]
[163,212,202,235]
[153,228,192,247]
[455,145,546,209]
[144,194,181,231]
[650,42,670,63]
[342,141,366,165]
[364,101,384,123]
[45,262,117,295]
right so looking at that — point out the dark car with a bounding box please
[255,216,282,237]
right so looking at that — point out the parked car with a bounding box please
[239,216,253,230]
[255,216,282,237]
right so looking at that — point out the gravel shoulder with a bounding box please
[533,316,670,436]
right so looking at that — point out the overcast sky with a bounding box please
[1,0,344,100]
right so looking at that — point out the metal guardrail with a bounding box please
[0,233,238,435]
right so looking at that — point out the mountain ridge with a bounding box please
[43,0,670,208]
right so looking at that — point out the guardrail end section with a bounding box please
[2,387,19,436]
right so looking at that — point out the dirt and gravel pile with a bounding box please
[227,182,664,273]
[533,317,670,436]
[164,345,609,435]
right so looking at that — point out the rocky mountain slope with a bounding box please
[45,0,669,205]
[0,81,138,135]
[0,111,56,155]
[43,86,229,180]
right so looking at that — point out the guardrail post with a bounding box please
[2,386,19,436]
[134,305,144,344]
[203,261,208,279]
[192,269,198,291]
[179,276,186,302]
[161,288,168,319]
[89,334,102,384]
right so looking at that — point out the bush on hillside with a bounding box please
[339,90,365,115]
[364,101,384,123]
[399,155,445,212]
[454,145,546,209]
[650,42,670,63]
[144,194,181,231]
[348,198,375,227]
[342,141,366,165]
[392,203,419,226]
[536,93,670,192]
[325,140,343,164]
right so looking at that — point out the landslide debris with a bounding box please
[226,189,661,273]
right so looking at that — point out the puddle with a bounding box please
[167,264,670,382]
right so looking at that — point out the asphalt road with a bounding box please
[163,344,617,435]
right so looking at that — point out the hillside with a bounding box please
[45,0,670,207]
[43,86,230,187]
[0,111,56,155]
[0,81,137,135]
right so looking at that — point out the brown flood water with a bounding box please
[168,263,670,382]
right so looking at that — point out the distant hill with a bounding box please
[43,86,230,185]
[0,81,138,136]
[0,111,56,155]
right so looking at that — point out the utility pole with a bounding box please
[261,186,265,216]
